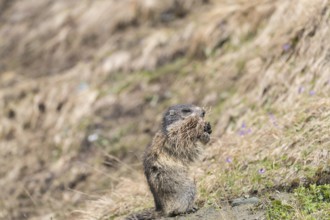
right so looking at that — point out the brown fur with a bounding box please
[127,105,212,220]
[126,104,211,220]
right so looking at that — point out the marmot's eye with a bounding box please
[181,108,192,113]
[201,111,205,117]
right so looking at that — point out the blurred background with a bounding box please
[0,0,329,219]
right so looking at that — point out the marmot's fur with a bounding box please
[127,104,211,219]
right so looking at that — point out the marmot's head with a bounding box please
[162,104,205,133]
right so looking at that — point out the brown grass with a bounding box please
[0,0,329,219]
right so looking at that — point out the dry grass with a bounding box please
[0,0,329,219]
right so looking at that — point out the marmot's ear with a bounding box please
[169,110,175,116]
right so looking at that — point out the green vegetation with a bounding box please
[267,199,295,219]
[267,184,330,220]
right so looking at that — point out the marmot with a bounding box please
[127,104,212,219]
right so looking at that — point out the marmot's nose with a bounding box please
[200,110,205,118]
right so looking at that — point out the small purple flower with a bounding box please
[269,113,279,127]
[282,43,291,52]
[238,130,245,136]
[238,122,252,136]
[298,86,304,94]
[309,90,316,96]
[226,157,233,163]
[258,168,266,174]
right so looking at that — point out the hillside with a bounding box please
[0,0,329,219]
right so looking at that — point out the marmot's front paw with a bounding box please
[197,122,211,144]
[204,122,212,134]
[199,132,210,144]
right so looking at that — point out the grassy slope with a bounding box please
[0,0,329,219]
